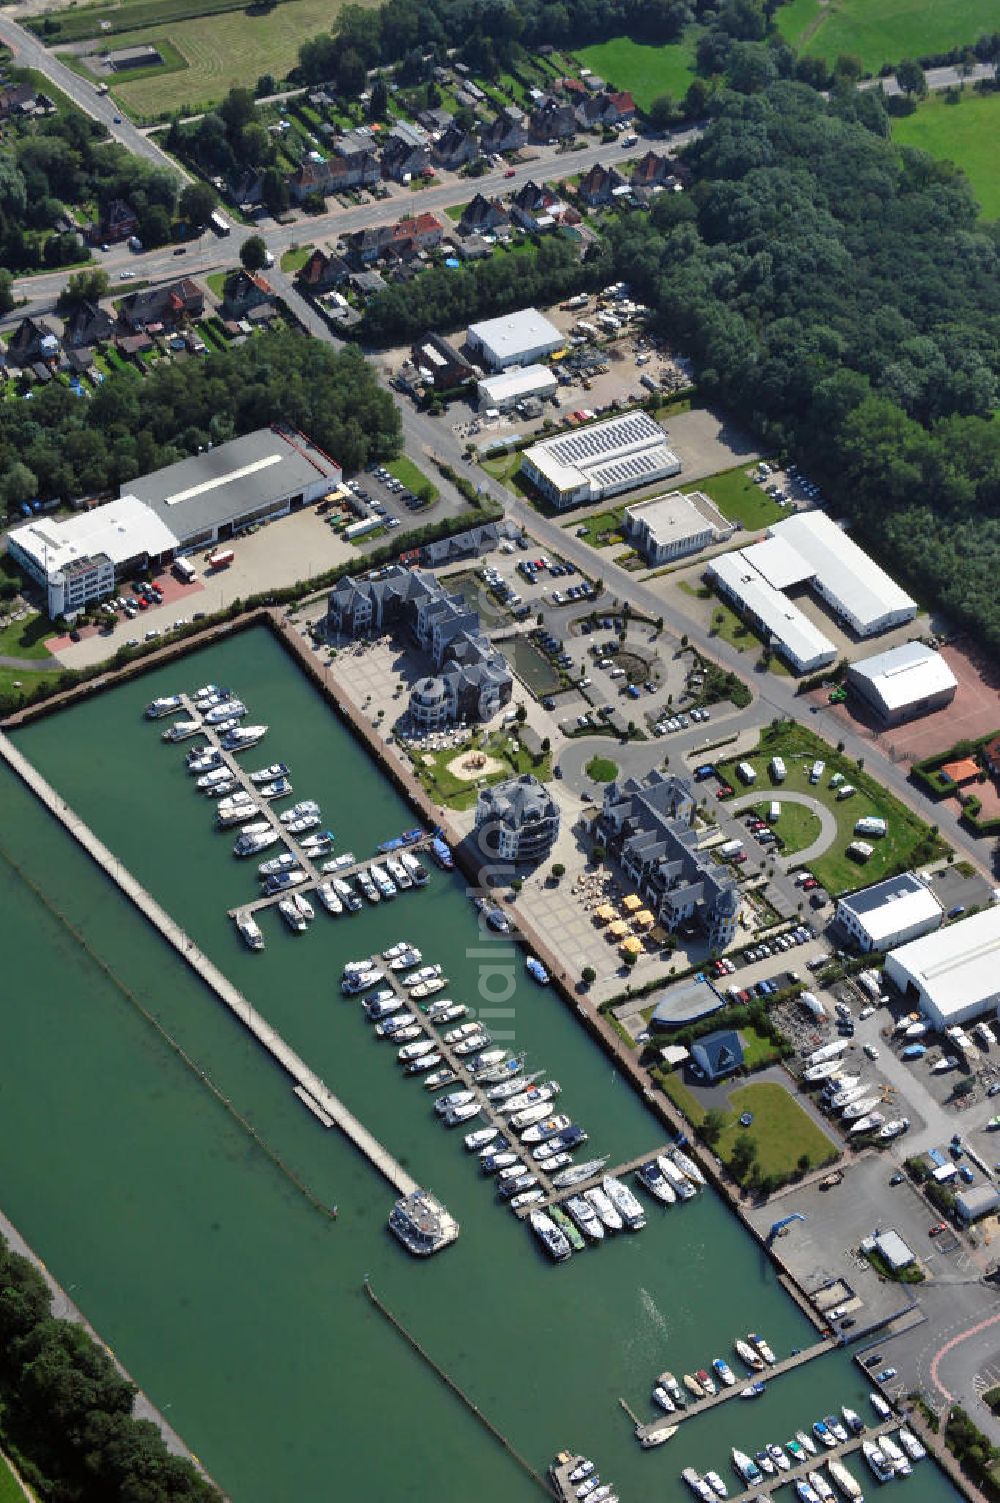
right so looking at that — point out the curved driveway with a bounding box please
[728,789,837,867]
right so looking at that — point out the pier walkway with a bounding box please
[724,1416,897,1503]
[530,1146,677,1218]
[630,1339,834,1444]
[0,730,418,1198]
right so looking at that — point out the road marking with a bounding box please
[929,1311,1000,1402]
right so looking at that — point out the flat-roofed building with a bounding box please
[477,364,557,411]
[885,907,1000,1029]
[836,871,943,953]
[520,410,680,509]
[708,549,837,674]
[7,496,178,617]
[466,307,563,370]
[625,488,731,564]
[126,426,341,551]
[847,641,957,725]
[768,511,916,637]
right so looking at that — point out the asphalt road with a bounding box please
[0,12,191,180]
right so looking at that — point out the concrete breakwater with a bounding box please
[0,730,417,1200]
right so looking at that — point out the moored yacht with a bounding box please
[671,1148,706,1185]
[234,828,279,857]
[659,1156,696,1200]
[292,890,314,923]
[187,748,222,774]
[521,1113,573,1144]
[603,1175,646,1230]
[332,877,362,912]
[712,1358,736,1387]
[826,1458,864,1499]
[388,1189,458,1256]
[636,1160,677,1205]
[163,719,202,742]
[259,851,300,877]
[861,1440,893,1484]
[808,1471,835,1502]
[257,777,293,800]
[795,1430,818,1457]
[145,695,184,719]
[221,724,267,752]
[262,869,307,896]
[400,850,428,885]
[402,964,442,989]
[369,863,397,898]
[386,857,411,890]
[897,1427,925,1462]
[551,1157,607,1190]
[585,1184,623,1233]
[278,897,307,933]
[877,1433,911,1478]
[249,762,290,784]
[203,699,246,724]
[735,1338,764,1371]
[565,1194,604,1241]
[749,1332,776,1365]
[529,1210,571,1261]
[234,911,264,951]
[316,882,343,915]
[731,1450,762,1486]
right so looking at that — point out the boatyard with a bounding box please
[0,623,964,1503]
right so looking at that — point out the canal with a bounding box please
[0,626,959,1502]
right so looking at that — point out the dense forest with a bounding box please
[0,334,399,508]
[356,234,611,345]
[609,80,1000,654]
[0,1233,218,1501]
[0,85,178,276]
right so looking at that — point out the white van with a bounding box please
[769,801,781,823]
[809,760,825,784]
[737,761,757,785]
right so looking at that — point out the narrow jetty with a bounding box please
[723,1416,897,1503]
[527,1144,678,1218]
[631,1338,833,1444]
[371,956,561,1198]
[231,841,434,920]
[0,731,418,1198]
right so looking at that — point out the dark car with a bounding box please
[863,1354,883,1369]
[68,628,81,641]
[173,247,187,255]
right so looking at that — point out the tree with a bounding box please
[700,1108,728,1147]
[0,461,38,509]
[647,94,677,132]
[369,76,389,120]
[0,268,11,317]
[178,181,216,227]
[551,862,566,880]
[260,166,289,217]
[581,965,596,986]
[239,233,268,271]
[896,58,927,97]
[730,1132,758,1181]
[56,267,109,312]
[515,703,527,724]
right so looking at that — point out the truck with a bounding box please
[209,209,232,237]
[173,556,198,584]
[206,548,235,570]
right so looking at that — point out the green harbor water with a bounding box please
[0,625,959,1503]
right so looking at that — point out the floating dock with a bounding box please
[0,730,418,1198]
[723,1416,898,1503]
[631,1338,834,1444]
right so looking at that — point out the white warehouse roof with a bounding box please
[709,549,837,673]
[467,308,562,366]
[848,641,957,715]
[769,511,916,634]
[886,907,1000,1025]
[744,534,812,591]
[478,364,557,406]
[838,871,942,948]
[524,410,678,498]
[8,495,179,576]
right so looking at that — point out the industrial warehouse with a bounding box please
[625,488,732,565]
[465,308,563,371]
[885,906,1000,1030]
[5,428,342,618]
[519,410,681,509]
[835,871,943,953]
[707,512,918,674]
[846,641,958,725]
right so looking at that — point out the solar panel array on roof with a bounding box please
[546,411,659,466]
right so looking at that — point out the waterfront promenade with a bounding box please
[0,729,418,1199]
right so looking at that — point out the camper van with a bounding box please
[809,760,825,784]
[835,784,856,800]
[854,816,887,838]
[770,756,786,782]
[737,761,757,785]
[768,801,781,823]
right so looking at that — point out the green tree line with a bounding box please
[0,332,400,509]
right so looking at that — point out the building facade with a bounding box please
[885,907,1000,1029]
[846,642,957,726]
[520,410,680,509]
[835,872,943,953]
[475,774,560,863]
[597,770,740,949]
[625,489,730,565]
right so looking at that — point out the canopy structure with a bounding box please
[635,909,655,928]
[620,936,643,956]
[594,902,617,924]
[608,919,629,939]
[622,893,642,913]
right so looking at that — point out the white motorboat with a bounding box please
[862,1441,893,1484]
[374,1015,412,1038]
[464,1128,499,1152]
[386,857,411,889]
[879,1119,909,1140]
[842,1095,881,1121]
[356,870,379,904]
[203,699,246,724]
[807,1472,834,1502]
[658,1155,696,1200]
[163,719,202,742]
[603,1175,646,1230]
[397,1040,435,1063]
[280,801,320,825]
[434,1090,475,1116]
[235,912,264,951]
[444,1022,487,1046]
[383,940,416,961]
[731,1450,762,1486]
[197,766,232,789]
[565,1194,604,1241]
[451,1030,491,1056]
[233,828,280,857]
[402,965,443,989]
[316,882,343,915]
[636,1160,677,1205]
[826,1459,863,1499]
[341,968,385,995]
[363,992,400,1020]
[671,1148,706,1185]
[411,977,446,999]
[585,1185,623,1232]
[249,762,290,785]
[332,878,362,912]
[482,1152,518,1175]
[285,814,321,835]
[204,778,239,800]
[400,850,428,884]
[443,1100,481,1126]
[257,778,293,800]
[389,949,422,972]
[509,1188,544,1212]
[735,1338,764,1371]
[509,1102,553,1131]
[766,1443,790,1471]
[521,1114,574,1145]
[217,802,259,828]
[262,869,307,895]
[145,695,184,719]
[488,1071,544,1103]
[259,852,300,877]
[369,863,397,899]
[187,750,222,774]
[795,1430,818,1457]
[278,898,307,933]
[323,852,356,873]
[681,1468,715,1503]
[191,683,227,703]
[703,1471,727,1498]
[426,1002,466,1024]
[386,1024,421,1043]
[749,1332,776,1364]
[897,1427,925,1462]
[292,891,314,922]
[220,724,267,752]
[529,1209,571,1262]
[551,1157,608,1190]
[652,1385,676,1413]
[498,1081,560,1116]
[877,1434,911,1478]
[849,1112,884,1136]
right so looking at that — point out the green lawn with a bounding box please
[59,37,188,90]
[206,271,228,297]
[574,33,699,110]
[280,244,314,273]
[570,507,627,547]
[749,799,823,856]
[693,466,783,532]
[0,665,65,702]
[585,754,619,782]
[0,1453,23,1503]
[0,609,56,660]
[386,455,438,502]
[718,724,946,894]
[893,90,1000,221]
[29,0,250,43]
[791,0,1000,72]
[409,731,550,810]
[104,0,379,118]
[716,1082,839,1179]
[709,597,761,655]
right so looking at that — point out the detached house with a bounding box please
[432,123,479,171]
[631,151,674,192]
[575,89,636,130]
[510,179,569,233]
[61,300,114,350]
[458,193,509,237]
[297,248,350,294]
[4,317,58,368]
[381,122,430,182]
[479,105,527,155]
[119,278,204,331]
[528,98,577,142]
[577,161,628,207]
[96,198,139,245]
[221,270,275,319]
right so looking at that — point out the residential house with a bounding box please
[432,123,479,171]
[348,269,387,300]
[4,317,59,368]
[221,270,274,319]
[226,168,263,208]
[118,278,204,332]
[116,330,155,362]
[577,161,628,207]
[528,98,577,143]
[559,76,587,100]
[418,106,454,133]
[575,89,636,130]
[95,198,139,245]
[345,225,393,267]
[289,145,378,202]
[630,151,674,193]
[61,300,114,350]
[509,179,569,233]
[0,82,37,117]
[381,122,430,182]
[597,769,741,949]
[297,248,350,295]
[458,192,509,237]
[479,105,527,156]
[346,212,443,268]
[410,332,475,392]
[390,212,443,253]
[690,1030,744,1082]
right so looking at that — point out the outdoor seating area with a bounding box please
[585,879,660,956]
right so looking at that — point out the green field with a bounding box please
[97,0,376,118]
[386,455,438,501]
[0,610,56,661]
[0,1453,22,1503]
[719,724,946,894]
[280,244,314,273]
[29,0,248,44]
[716,1082,839,1178]
[749,799,823,855]
[694,466,783,532]
[61,36,188,90]
[893,90,1000,221]
[778,0,1000,72]
[574,34,698,110]
[585,754,619,782]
